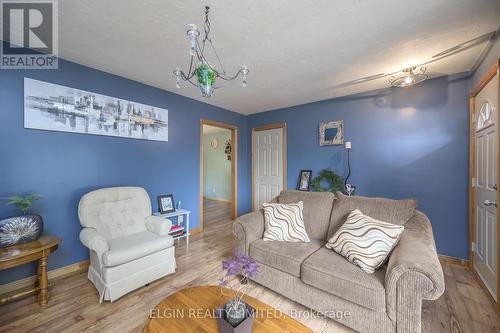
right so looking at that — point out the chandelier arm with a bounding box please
[178,72,200,87]
[182,56,197,80]
[217,69,244,81]
[185,77,200,88]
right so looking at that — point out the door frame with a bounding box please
[251,122,287,211]
[199,119,238,232]
[468,59,500,312]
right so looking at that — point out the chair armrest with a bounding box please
[233,210,265,255]
[80,228,109,259]
[145,216,172,236]
[385,210,445,330]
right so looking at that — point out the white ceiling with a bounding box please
[54,0,500,114]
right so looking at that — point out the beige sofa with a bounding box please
[233,190,445,333]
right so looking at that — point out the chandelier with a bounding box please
[389,66,428,87]
[173,6,249,98]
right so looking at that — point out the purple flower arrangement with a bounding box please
[218,249,259,327]
[219,249,259,288]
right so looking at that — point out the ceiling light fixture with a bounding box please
[173,6,249,98]
[389,66,428,87]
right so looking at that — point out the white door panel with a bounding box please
[473,74,498,301]
[253,128,284,209]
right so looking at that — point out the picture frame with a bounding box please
[158,194,175,214]
[319,121,344,146]
[297,170,312,191]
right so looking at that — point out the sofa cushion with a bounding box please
[278,190,335,240]
[327,192,416,238]
[262,201,310,242]
[326,209,404,273]
[301,247,387,311]
[103,231,174,267]
[249,238,323,277]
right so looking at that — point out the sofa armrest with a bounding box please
[80,228,109,261]
[145,216,172,236]
[233,210,265,255]
[385,210,445,332]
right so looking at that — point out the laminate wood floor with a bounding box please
[203,199,232,226]
[0,215,498,333]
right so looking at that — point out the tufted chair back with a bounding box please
[78,187,152,239]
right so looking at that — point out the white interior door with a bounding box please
[253,128,284,209]
[474,74,498,301]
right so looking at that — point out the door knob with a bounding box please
[483,200,498,207]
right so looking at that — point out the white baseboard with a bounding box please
[0,260,89,295]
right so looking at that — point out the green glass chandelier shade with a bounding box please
[195,63,216,97]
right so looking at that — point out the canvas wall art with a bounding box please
[24,78,169,142]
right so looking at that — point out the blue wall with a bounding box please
[0,55,251,284]
[0,51,472,286]
[248,74,470,259]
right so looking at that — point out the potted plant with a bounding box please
[216,249,259,333]
[0,195,43,248]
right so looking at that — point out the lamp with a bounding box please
[389,66,428,87]
[173,6,249,98]
[344,141,356,196]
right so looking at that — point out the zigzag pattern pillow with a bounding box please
[262,201,310,242]
[326,209,404,273]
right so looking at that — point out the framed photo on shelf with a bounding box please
[297,170,312,191]
[158,194,175,214]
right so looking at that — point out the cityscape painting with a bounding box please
[24,78,169,142]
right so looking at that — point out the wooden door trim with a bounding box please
[468,59,500,312]
[200,119,238,233]
[251,122,287,211]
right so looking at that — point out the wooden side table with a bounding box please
[0,235,61,306]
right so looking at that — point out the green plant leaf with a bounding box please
[6,194,41,214]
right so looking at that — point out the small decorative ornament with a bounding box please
[211,137,219,149]
[345,184,356,196]
[225,139,232,161]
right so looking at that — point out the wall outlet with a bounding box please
[178,215,184,223]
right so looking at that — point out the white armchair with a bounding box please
[78,186,176,302]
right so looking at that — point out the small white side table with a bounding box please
[153,209,191,245]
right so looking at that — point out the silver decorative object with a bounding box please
[0,214,43,248]
[216,300,255,332]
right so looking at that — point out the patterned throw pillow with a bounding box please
[326,209,404,273]
[262,201,310,242]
